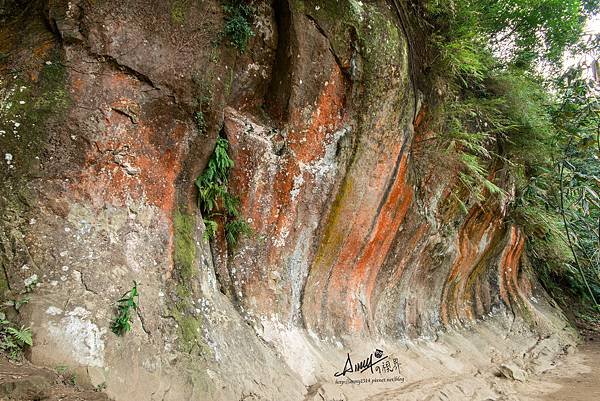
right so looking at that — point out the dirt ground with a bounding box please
[359,336,600,401]
[0,358,110,401]
[537,338,600,401]
[0,339,598,400]
[490,335,600,401]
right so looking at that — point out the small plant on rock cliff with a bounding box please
[222,0,255,51]
[0,311,32,360]
[194,111,206,134]
[110,282,139,336]
[196,137,250,246]
[225,219,253,247]
[56,365,78,386]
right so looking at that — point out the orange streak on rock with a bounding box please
[344,154,413,331]
[440,206,501,325]
[288,71,345,162]
[223,64,347,320]
[499,226,526,308]
[69,72,187,214]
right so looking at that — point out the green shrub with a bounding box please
[423,0,594,68]
[171,0,187,24]
[225,219,253,247]
[222,0,255,51]
[422,0,600,314]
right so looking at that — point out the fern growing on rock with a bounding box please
[196,137,250,246]
[0,311,32,360]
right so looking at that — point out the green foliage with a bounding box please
[225,219,253,247]
[222,0,255,51]
[476,0,593,65]
[171,0,188,24]
[506,56,600,311]
[56,365,69,374]
[424,0,595,68]
[0,293,33,359]
[203,218,218,241]
[95,382,108,392]
[0,311,32,360]
[196,137,251,246]
[194,111,206,134]
[4,296,30,312]
[192,79,212,136]
[549,62,600,309]
[423,0,600,314]
[485,71,556,164]
[442,97,509,203]
[24,278,37,293]
[55,365,78,386]
[110,282,139,336]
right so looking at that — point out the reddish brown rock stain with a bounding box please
[441,206,502,324]
[303,129,415,333]
[66,70,189,278]
[499,226,529,309]
[223,64,347,318]
[342,154,413,331]
[69,72,186,213]
[229,66,345,237]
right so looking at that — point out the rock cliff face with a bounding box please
[0,1,575,400]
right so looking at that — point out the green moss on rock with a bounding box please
[171,210,211,355]
[0,48,70,182]
[0,272,9,298]
[170,0,189,24]
[301,0,410,129]
[174,210,197,281]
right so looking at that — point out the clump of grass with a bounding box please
[4,296,30,312]
[222,0,255,52]
[196,137,250,246]
[56,365,78,386]
[110,282,139,336]
[171,0,187,24]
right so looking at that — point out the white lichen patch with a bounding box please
[47,307,106,367]
[23,274,38,287]
[298,126,349,182]
[45,306,64,316]
[290,173,305,202]
[272,228,290,248]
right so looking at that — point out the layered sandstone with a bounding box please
[0,1,575,400]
